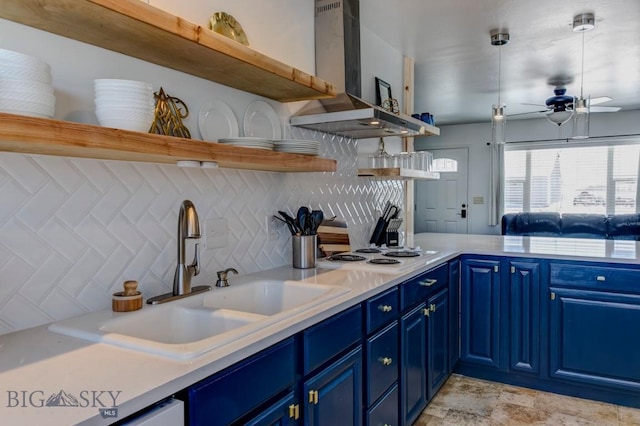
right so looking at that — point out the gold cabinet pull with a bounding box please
[422,307,430,317]
[494,265,499,273]
[596,275,606,282]
[419,278,437,287]
[308,390,319,404]
[380,357,393,366]
[511,266,515,273]
[550,292,556,300]
[379,304,393,313]
[430,303,436,312]
[288,404,300,420]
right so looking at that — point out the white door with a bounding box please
[415,147,469,234]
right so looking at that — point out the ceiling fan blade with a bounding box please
[589,96,613,106]
[590,106,621,113]
[509,110,547,117]
[521,102,547,107]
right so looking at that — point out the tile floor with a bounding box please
[416,374,640,425]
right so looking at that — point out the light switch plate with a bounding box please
[266,216,284,241]
[204,218,228,249]
[473,196,484,205]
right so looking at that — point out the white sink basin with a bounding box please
[49,280,350,360]
[202,280,342,316]
[101,306,264,344]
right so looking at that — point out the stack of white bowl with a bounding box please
[94,79,155,132]
[0,49,55,118]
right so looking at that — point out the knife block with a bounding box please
[385,231,399,247]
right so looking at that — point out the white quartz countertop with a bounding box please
[1,233,639,425]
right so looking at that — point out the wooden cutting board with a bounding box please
[317,219,350,256]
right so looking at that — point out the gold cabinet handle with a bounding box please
[288,404,300,420]
[379,357,393,366]
[422,307,430,317]
[430,303,436,312]
[419,278,437,287]
[379,304,393,313]
[308,390,319,404]
[596,275,606,282]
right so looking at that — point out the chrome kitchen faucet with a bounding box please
[148,200,211,304]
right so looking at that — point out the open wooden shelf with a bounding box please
[0,113,337,173]
[1,0,336,102]
[358,168,440,180]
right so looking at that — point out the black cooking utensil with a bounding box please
[311,210,324,234]
[278,210,300,235]
[296,206,310,235]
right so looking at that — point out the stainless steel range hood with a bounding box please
[289,0,439,139]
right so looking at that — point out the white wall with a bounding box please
[357,19,407,166]
[0,1,406,334]
[415,110,640,235]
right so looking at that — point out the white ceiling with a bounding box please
[360,0,640,125]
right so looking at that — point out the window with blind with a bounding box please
[504,141,640,215]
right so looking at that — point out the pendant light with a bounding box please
[572,13,595,139]
[491,31,509,144]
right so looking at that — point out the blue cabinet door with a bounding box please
[509,260,540,375]
[448,259,460,373]
[303,346,363,426]
[549,288,640,393]
[460,258,501,369]
[427,288,449,400]
[400,303,427,426]
[245,391,298,426]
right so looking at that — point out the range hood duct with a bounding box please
[290,0,437,139]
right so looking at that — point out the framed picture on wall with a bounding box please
[375,77,392,107]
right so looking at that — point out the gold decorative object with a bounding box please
[209,12,249,46]
[151,87,191,138]
[382,98,400,114]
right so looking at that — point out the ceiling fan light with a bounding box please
[491,104,506,143]
[574,97,589,114]
[546,110,573,126]
[573,97,590,138]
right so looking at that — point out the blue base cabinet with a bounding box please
[508,260,541,375]
[448,259,460,373]
[399,263,452,426]
[460,258,501,369]
[304,347,363,426]
[400,303,427,426]
[427,288,449,399]
[550,288,640,393]
[458,256,640,411]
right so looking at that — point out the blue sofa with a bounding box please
[501,212,640,240]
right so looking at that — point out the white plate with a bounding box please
[199,100,239,142]
[243,100,281,139]
[274,139,320,146]
[276,150,319,155]
[220,137,272,143]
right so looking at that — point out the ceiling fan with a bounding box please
[512,12,621,133]
[515,86,621,126]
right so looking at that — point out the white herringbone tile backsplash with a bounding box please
[0,130,403,334]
